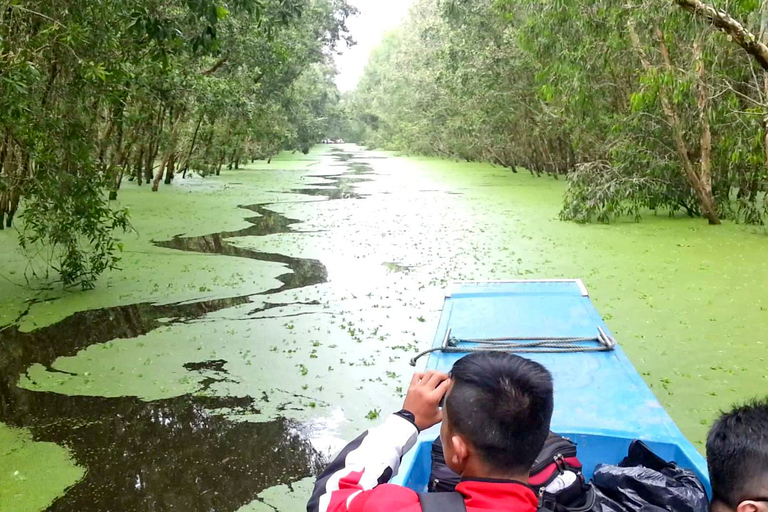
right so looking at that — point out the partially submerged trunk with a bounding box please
[135,147,144,185]
[0,136,23,229]
[0,190,6,230]
[6,187,20,227]
[182,114,205,178]
[152,152,168,191]
[153,108,184,191]
[144,142,157,184]
[164,154,175,185]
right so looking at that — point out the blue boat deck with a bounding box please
[391,280,710,494]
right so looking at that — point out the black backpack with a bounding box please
[530,433,595,512]
[424,433,595,512]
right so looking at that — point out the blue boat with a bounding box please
[390,279,710,496]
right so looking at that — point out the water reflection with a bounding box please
[0,295,253,383]
[0,148,374,511]
[12,390,322,511]
[153,151,374,293]
[292,161,372,200]
[156,232,328,295]
[0,283,331,512]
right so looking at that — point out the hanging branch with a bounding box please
[674,0,768,70]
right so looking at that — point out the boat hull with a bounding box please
[390,280,710,495]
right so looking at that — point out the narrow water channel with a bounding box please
[0,148,377,511]
[2,145,768,511]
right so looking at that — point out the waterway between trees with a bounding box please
[1,145,767,511]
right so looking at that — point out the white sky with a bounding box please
[334,0,414,92]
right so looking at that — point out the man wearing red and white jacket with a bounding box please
[308,352,554,512]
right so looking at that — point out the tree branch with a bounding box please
[675,0,768,70]
[8,5,63,26]
[201,54,229,76]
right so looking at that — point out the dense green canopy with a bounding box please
[0,0,353,288]
[350,0,768,226]
[7,0,768,288]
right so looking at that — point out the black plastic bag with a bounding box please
[590,440,708,512]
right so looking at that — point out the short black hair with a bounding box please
[445,352,554,473]
[707,397,768,508]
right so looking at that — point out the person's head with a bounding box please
[707,398,768,512]
[439,352,554,480]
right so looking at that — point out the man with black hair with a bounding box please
[707,398,768,512]
[307,352,555,512]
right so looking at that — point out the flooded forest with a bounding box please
[2,0,768,510]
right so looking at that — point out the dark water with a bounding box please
[153,159,374,294]
[0,296,324,511]
[0,149,374,511]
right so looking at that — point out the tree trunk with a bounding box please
[629,22,720,223]
[109,163,124,200]
[41,60,59,108]
[7,188,20,227]
[0,131,8,176]
[762,0,768,194]
[0,191,6,230]
[145,141,157,184]
[152,154,168,192]
[201,121,217,175]
[153,109,183,191]
[135,147,144,185]
[98,116,115,167]
[164,154,175,184]
[108,113,125,200]
[146,108,164,185]
[763,78,768,188]
[6,155,21,228]
[1,142,20,229]
[694,40,719,224]
[676,0,768,210]
[0,137,11,229]
[183,114,205,177]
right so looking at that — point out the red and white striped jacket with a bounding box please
[307,412,539,512]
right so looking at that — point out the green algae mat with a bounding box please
[1,145,766,511]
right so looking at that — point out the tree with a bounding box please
[0,0,353,288]
[351,0,768,225]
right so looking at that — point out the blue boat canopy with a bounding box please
[391,280,710,495]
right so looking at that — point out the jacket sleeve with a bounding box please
[307,412,419,512]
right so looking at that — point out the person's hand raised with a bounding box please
[402,370,451,431]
